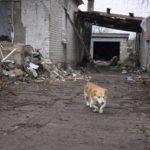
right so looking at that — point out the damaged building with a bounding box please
[76,3,150,71]
[0,0,150,73]
[0,0,83,66]
[90,33,129,61]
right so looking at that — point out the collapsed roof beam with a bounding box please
[77,11,143,33]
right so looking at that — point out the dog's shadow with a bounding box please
[84,105,121,115]
[104,105,127,115]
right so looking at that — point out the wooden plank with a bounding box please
[65,10,93,61]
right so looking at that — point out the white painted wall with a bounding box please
[21,0,50,58]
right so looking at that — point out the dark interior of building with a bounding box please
[93,41,120,61]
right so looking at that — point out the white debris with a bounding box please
[29,63,39,70]
[27,67,38,77]
[122,70,128,74]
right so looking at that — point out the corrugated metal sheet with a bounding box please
[146,16,150,41]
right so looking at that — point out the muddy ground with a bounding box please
[0,67,150,150]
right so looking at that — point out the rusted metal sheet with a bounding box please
[146,16,150,41]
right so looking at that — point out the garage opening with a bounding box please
[93,41,120,61]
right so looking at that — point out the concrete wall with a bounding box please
[140,32,150,71]
[21,0,79,65]
[13,0,25,43]
[66,0,79,65]
[0,0,80,66]
[21,0,50,58]
[91,36,129,61]
[0,2,11,38]
[0,0,25,43]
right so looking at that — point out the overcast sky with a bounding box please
[79,0,150,16]
[79,0,150,39]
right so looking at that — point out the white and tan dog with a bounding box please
[84,82,108,113]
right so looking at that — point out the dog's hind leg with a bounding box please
[89,97,93,108]
[84,92,90,107]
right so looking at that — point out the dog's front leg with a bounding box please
[86,100,90,107]
[99,100,106,113]
[89,97,93,108]
[92,105,99,112]
[84,93,90,107]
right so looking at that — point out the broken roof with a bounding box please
[77,11,144,32]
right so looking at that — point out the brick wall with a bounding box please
[49,0,79,65]
[49,0,65,62]
[21,0,80,65]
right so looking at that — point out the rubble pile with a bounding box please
[0,44,91,86]
[122,51,139,71]
[120,51,149,84]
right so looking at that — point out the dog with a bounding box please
[84,82,108,113]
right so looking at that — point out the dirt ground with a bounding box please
[0,67,150,150]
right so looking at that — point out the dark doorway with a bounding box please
[0,2,11,40]
[93,41,120,60]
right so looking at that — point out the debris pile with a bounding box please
[122,51,139,71]
[0,43,91,86]
[0,42,23,79]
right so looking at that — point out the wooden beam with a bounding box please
[77,11,143,32]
